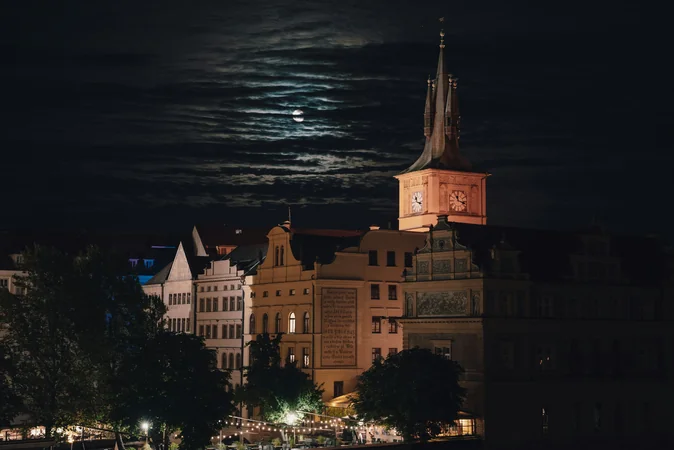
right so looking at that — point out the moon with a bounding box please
[292,109,304,123]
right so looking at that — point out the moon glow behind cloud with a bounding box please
[292,109,304,123]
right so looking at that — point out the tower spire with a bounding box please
[423,76,434,137]
[402,18,471,174]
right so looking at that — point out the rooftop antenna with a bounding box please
[288,205,292,224]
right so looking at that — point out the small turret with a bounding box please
[423,76,434,137]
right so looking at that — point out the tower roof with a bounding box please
[402,29,471,174]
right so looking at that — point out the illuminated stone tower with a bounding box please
[395,29,489,232]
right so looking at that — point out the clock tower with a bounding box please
[395,29,489,232]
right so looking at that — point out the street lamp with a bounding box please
[141,422,150,445]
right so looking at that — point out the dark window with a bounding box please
[206,325,212,339]
[371,317,381,333]
[230,297,235,311]
[199,298,205,312]
[236,297,242,310]
[169,294,173,305]
[212,325,218,339]
[280,246,285,266]
[303,312,310,333]
[235,353,241,369]
[368,250,378,266]
[302,347,310,368]
[372,348,382,363]
[229,353,234,369]
[199,325,204,337]
[388,319,398,334]
[386,251,396,266]
[187,293,190,304]
[223,297,228,311]
[262,314,269,333]
[289,289,296,296]
[181,318,186,332]
[542,407,549,436]
[186,318,190,332]
[222,324,227,340]
[405,296,414,316]
[303,288,310,295]
[249,314,256,334]
[229,324,235,339]
[333,381,344,398]
[435,346,452,359]
[212,298,218,312]
[274,246,279,266]
[388,285,397,300]
[206,298,212,312]
[236,324,242,339]
[221,353,227,369]
[404,252,413,268]
[263,290,268,297]
[276,290,282,296]
[388,348,398,357]
[275,313,281,333]
[371,284,380,300]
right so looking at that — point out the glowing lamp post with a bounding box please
[285,412,299,446]
[141,422,150,444]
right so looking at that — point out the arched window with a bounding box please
[228,353,235,369]
[275,246,279,266]
[262,313,269,333]
[235,353,241,369]
[288,312,296,334]
[280,246,285,266]
[303,312,310,334]
[249,314,256,335]
[275,313,282,334]
[221,353,227,369]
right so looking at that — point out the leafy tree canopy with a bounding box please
[110,331,234,450]
[352,347,466,442]
[239,333,323,425]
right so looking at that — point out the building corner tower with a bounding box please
[395,29,489,232]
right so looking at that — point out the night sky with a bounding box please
[1,1,667,237]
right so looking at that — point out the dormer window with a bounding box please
[143,259,154,268]
[129,259,139,268]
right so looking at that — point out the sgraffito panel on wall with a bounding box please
[321,288,357,367]
[416,291,468,316]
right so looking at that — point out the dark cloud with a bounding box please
[0,0,670,237]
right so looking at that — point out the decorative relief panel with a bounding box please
[455,258,467,272]
[418,261,429,274]
[321,288,357,367]
[440,184,448,211]
[432,259,450,273]
[416,291,468,316]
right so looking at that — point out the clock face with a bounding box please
[449,190,467,212]
[411,191,423,213]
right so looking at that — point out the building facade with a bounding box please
[248,222,425,401]
[400,216,674,448]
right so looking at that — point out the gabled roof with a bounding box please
[288,228,365,269]
[145,261,173,285]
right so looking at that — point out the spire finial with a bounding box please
[439,17,445,48]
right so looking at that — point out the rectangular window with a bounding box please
[386,251,396,267]
[212,298,218,312]
[388,348,398,357]
[302,347,310,368]
[0,278,10,289]
[223,284,228,290]
[404,252,413,268]
[212,325,218,339]
[206,298,212,312]
[434,345,452,359]
[207,286,211,292]
[289,289,296,296]
[288,347,295,364]
[223,297,228,311]
[250,291,256,298]
[388,285,397,300]
[276,290,282,296]
[368,250,378,266]
[388,318,398,334]
[169,293,173,305]
[372,348,382,363]
[181,318,186,333]
[371,284,380,300]
[371,317,381,333]
[263,291,269,297]
[333,381,344,398]
[230,284,235,290]
[303,288,310,295]
[206,325,212,339]
[236,324,242,339]
[186,319,190,332]
[229,324,235,339]
[538,295,554,318]
[186,293,190,304]
[199,325,204,337]
[230,297,235,311]
[236,297,242,310]
[222,325,227,339]
[213,285,218,291]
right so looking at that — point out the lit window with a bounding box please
[287,347,295,364]
[290,289,296,296]
[371,317,381,334]
[388,319,398,334]
[302,347,310,368]
[288,312,296,334]
[388,348,398,357]
[372,348,382,363]
[303,288,310,295]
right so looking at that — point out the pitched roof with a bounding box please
[145,261,173,285]
[225,243,268,275]
[288,228,365,269]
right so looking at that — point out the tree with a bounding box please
[0,245,166,437]
[352,347,466,442]
[110,331,234,450]
[239,333,323,425]
[0,344,21,426]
